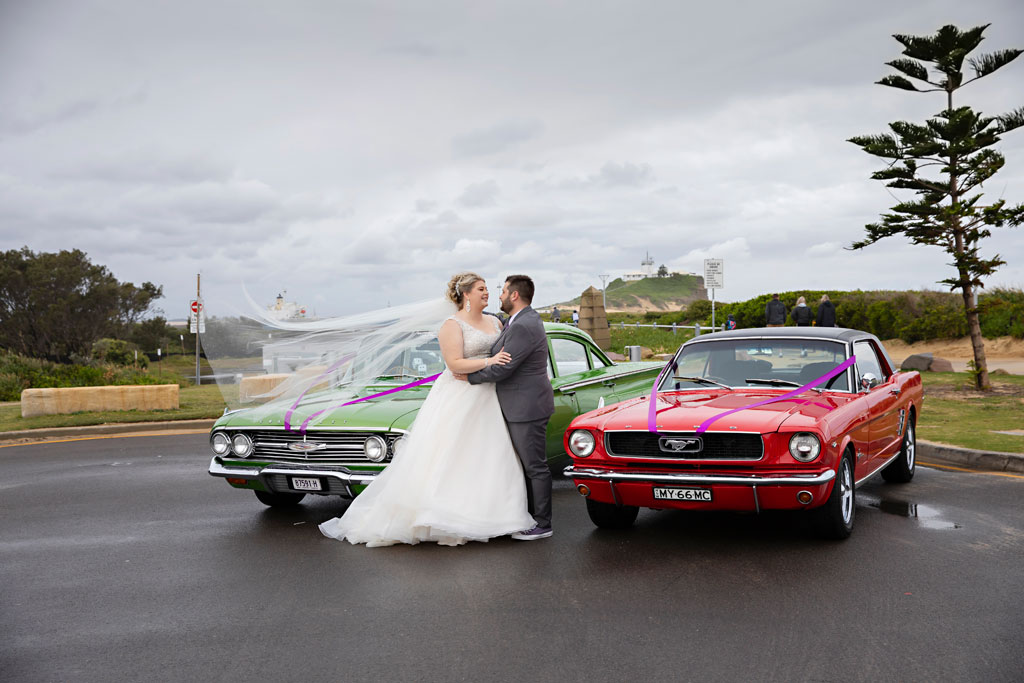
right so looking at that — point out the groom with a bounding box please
[465,274,555,540]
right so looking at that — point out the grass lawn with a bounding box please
[0,384,233,432]
[916,372,1024,454]
[608,325,694,355]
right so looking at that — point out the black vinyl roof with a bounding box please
[682,326,897,374]
[686,326,871,344]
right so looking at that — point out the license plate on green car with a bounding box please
[290,477,323,491]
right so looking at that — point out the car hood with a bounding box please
[587,389,855,434]
[216,383,430,432]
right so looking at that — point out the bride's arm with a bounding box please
[438,319,509,374]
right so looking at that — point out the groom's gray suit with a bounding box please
[468,306,555,528]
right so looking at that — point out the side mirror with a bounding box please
[859,372,879,391]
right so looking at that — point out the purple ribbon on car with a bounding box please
[283,355,442,434]
[647,355,857,434]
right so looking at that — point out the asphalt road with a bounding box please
[2,434,1022,683]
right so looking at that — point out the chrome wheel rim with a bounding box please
[840,460,853,524]
[905,424,915,470]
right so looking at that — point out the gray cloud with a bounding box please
[50,152,231,185]
[457,179,500,207]
[0,0,1021,315]
[452,119,544,158]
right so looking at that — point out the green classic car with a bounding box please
[208,323,662,507]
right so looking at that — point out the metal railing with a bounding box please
[613,322,726,335]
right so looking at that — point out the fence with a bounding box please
[613,322,727,335]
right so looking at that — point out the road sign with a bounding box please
[189,299,205,334]
[704,259,724,289]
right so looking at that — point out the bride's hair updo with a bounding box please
[446,272,484,308]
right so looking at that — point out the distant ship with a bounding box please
[266,291,315,322]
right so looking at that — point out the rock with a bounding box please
[640,346,654,359]
[929,357,954,372]
[991,368,1010,375]
[653,353,675,361]
[901,353,933,372]
[606,351,626,362]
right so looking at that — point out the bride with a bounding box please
[319,272,536,546]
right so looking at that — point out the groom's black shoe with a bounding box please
[511,526,553,541]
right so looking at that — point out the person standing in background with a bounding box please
[791,296,813,326]
[765,294,786,327]
[816,294,837,327]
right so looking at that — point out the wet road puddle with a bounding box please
[861,494,961,530]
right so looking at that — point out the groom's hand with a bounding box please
[452,372,468,381]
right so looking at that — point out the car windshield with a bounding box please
[659,338,851,392]
[373,337,446,379]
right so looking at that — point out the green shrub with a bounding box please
[710,288,1020,341]
[686,299,712,322]
[979,288,1024,338]
[0,350,164,401]
[92,338,148,367]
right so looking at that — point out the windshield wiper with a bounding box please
[672,376,733,391]
[744,378,802,388]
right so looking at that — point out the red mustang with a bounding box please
[563,327,923,538]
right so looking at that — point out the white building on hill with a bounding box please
[621,252,657,281]
[621,252,696,281]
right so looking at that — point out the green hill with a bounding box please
[546,274,707,312]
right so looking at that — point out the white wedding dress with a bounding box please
[319,315,535,547]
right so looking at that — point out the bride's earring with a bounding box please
[465,301,471,313]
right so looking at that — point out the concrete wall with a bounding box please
[21,385,180,418]
[238,366,330,403]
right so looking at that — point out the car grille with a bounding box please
[605,431,764,461]
[238,429,402,464]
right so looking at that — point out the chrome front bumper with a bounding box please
[209,457,380,498]
[563,466,836,487]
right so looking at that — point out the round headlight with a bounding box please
[211,431,230,455]
[789,433,821,462]
[364,435,387,462]
[391,435,407,458]
[568,430,596,458]
[231,432,254,457]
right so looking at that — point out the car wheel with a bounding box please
[254,490,306,507]
[881,419,916,483]
[813,451,855,540]
[585,498,639,529]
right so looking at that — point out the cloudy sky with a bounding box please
[2,0,1022,319]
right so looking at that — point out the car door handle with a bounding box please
[601,380,616,387]
[561,390,576,397]
[889,387,901,395]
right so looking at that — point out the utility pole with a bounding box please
[598,274,609,309]
[195,274,201,386]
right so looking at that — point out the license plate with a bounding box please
[653,487,712,502]
[290,477,323,491]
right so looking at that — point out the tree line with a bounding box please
[0,247,177,362]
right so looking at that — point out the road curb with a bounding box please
[0,419,217,442]
[918,439,1024,474]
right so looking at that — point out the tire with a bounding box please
[254,489,306,507]
[585,498,639,529]
[813,452,855,540]
[881,419,916,484]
